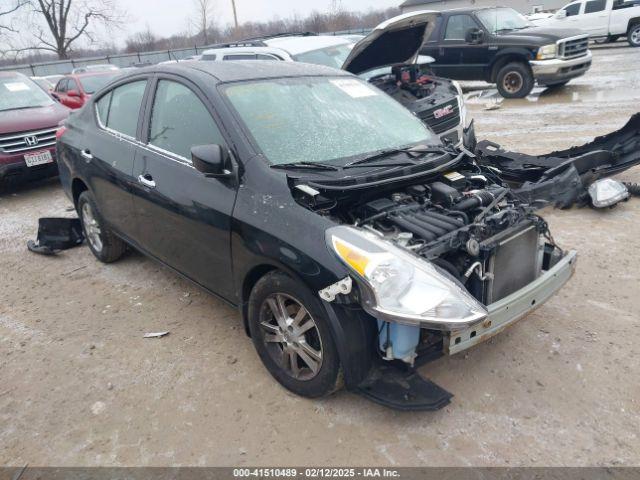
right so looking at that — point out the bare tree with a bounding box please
[0,0,28,35]
[4,0,124,59]
[192,0,213,45]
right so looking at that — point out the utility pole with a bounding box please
[231,0,238,28]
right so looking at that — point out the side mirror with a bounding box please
[67,89,80,97]
[191,144,231,177]
[465,28,484,44]
[556,9,567,19]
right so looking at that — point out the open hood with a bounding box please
[342,10,440,75]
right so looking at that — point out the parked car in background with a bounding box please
[56,61,576,409]
[421,7,592,98]
[529,0,640,46]
[200,12,472,146]
[31,76,56,93]
[52,71,121,109]
[0,72,68,184]
[71,64,120,74]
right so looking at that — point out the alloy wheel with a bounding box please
[632,27,640,45]
[81,202,103,252]
[259,293,323,381]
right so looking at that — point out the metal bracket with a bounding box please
[318,276,352,302]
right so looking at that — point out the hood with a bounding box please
[498,25,587,43]
[342,10,440,75]
[0,102,69,135]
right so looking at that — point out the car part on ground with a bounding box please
[588,179,630,208]
[474,113,640,208]
[26,217,84,255]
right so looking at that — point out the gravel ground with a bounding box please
[1,44,639,467]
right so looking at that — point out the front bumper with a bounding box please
[529,51,592,84]
[0,147,59,183]
[445,250,577,355]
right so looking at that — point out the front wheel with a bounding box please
[247,271,343,398]
[628,24,640,47]
[496,62,534,99]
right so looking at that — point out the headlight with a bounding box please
[536,44,557,60]
[327,226,487,330]
[588,178,629,208]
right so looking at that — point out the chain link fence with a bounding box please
[0,28,373,77]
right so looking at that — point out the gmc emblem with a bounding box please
[433,105,454,119]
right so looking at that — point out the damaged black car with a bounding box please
[56,60,583,410]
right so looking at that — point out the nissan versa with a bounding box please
[57,60,576,410]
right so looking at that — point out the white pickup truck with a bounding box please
[529,0,640,46]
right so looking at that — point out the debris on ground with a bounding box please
[26,217,84,255]
[143,331,170,339]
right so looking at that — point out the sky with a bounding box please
[121,0,401,43]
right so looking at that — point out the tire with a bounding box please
[247,271,343,398]
[77,191,126,263]
[496,62,534,99]
[628,24,640,47]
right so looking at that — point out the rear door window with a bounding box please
[148,79,226,160]
[96,80,147,138]
[584,0,606,12]
[223,54,257,60]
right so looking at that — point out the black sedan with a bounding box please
[57,61,575,410]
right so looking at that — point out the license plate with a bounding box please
[24,150,53,167]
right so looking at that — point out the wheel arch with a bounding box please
[489,51,531,83]
[240,263,280,336]
[71,177,89,209]
[627,16,640,31]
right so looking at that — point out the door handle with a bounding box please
[80,149,93,161]
[138,174,156,188]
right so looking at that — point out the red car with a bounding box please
[52,71,120,109]
[0,71,69,183]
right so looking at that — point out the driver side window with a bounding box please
[564,2,582,16]
[444,15,478,40]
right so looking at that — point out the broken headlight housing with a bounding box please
[327,226,487,330]
[588,178,630,208]
[536,44,557,60]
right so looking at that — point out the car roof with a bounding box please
[70,71,121,78]
[135,60,350,83]
[263,35,352,56]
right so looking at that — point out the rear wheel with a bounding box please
[77,191,126,263]
[628,24,640,47]
[496,62,534,98]
[247,271,343,398]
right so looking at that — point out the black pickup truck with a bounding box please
[420,6,592,98]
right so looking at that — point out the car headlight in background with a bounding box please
[327,226,487,330]
[588,178,629,208]
[536,44,557,60]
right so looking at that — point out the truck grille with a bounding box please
[419,99,461,135]
[0,127,58,154]
[558,36,589,59]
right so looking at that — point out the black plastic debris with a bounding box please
[27,218,84,256]
[476,113,640,208]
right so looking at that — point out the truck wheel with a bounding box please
[496,62,534,99]
[628,24,640,47]
[247,271,343,398]
[77,191,126,263]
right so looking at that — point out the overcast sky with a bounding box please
[122,0,401,43]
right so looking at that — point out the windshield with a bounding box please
[0,75,55,112]
[78,73,119,94]
[476,8,532,34]
[223,76,438,165]
[292,43,354,69]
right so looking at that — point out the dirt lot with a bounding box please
[1,44,639,467]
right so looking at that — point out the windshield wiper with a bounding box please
[343,145,448,169]
[270,161,340,171]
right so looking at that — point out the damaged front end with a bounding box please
[295,150,577,410]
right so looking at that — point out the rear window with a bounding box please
[0,75,54,112]
[95,80,147,137]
